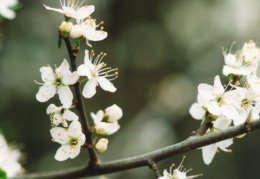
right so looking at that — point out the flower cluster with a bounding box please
[44,0,107,47]
[0,0,18,20]
[189,40,260,165]
[0,133,23,177]
[36,0,122,161]
[159,157,201,179]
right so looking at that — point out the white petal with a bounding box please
[69,145,81,159]
[46,104,59,114]
[224,54,236,66]
[0,7,16,19]
[198,84,214,100]
[62,110,79,121]
[55,145,70,161]
[217,138,233,152]
[40,66,55,82]
[90,110,104,124]
[221,105,239,120]
[213,75,225,94]
[68,121,82,136]
[213,117,232,130]
[77,64,91,78]
[57,86,73,108]
[95,122,120,135]
[207,101,221,116]
[189,103,206,120]
[82,79,98,98]
[43,5,64,14]
[50,127,69,144]
[75,5,95,20]
[98,77,117,92]
[105,104,123,122]
[62,71,79,85]
[36,84,56,102]
[202,144,217,165]
[84,30,108,42]
[56,59,70,75]
[77,134,86,146]
[52,113,63,126]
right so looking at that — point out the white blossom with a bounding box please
[70,17,108,46]
[201,119,233,165]
[44,0,95,22]
[0,0,18,20]
[36,59,79,108]
[50,121,86,161]
[0,133,23,177]
[90,104,122,135]
[223,40,260,76]
[159,157,201,179]
[47,104,78,127]
[95,138,108,153]
[197,75,239,120]
[77,50,117,98]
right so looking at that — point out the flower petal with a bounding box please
[189,103,206,120]
[69,145,81,159]
[82,79,98,98]
[63,110,79,121]
[217,138,233,152]
[50,127,69,144]
[207,101,221,116]
[202,144,217,165]
[98,77,116,93]
[91,110,104,124]
[213,117,232,130]
[36,84,56,102]
[62,71,79,85]
[55,145,70,161]
[221,105,239,120]
[213,75,225,94]
[105,104,123,122]
[40,66,55,82]
[84,30,108,42]
[57,86,73,108]
[56,59,70,75]
[68,121,82,136]
[75,5,95,21]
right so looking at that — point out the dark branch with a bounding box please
[147,160,161,178]
[63,38,100,165]
[15,119,260,179]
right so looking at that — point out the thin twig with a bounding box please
[63,38,100,165]
[147,159,161,178]
[15,119,260,179]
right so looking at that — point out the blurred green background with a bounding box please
[1,0,260,178]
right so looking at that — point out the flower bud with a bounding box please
[70,25,83,38]
[59,21,73,33]
[105,104,123,122]
[95,138,109,153]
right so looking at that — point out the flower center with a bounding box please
[69,138,78,146]
[54,77,63,87]
[216,96,224,105]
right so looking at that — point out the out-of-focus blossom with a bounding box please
[0,0,18,20]
[0,133,23,177]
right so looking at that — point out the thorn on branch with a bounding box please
[147,159,161,178]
